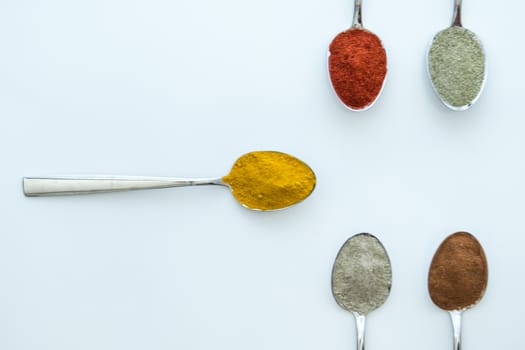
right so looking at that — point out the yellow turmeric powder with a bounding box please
[222,151,316,210]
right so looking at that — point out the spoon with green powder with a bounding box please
[427,0,486,110]
[332,233,392,350]
[23,151,316,211]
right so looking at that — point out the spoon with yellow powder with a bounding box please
[23,151,316,211]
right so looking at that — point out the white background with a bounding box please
[1,0,523,349]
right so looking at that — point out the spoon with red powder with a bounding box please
[328,0,387,111]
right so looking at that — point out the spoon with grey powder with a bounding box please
[427,0,486,110]
[331,233,392,350]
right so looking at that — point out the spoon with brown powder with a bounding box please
[428,231,488,350]
[23,151,316,211]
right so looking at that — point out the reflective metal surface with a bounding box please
[353,312,366,350]
[449,310,463,350]
[452,0,462,26]
[23,176,225,196]
[352,0,363,28]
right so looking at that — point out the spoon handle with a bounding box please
[452,0,462,27]
[353,312,366,350]
[23,176,224,196]
[352,0,363,28]
[449,310,463,350]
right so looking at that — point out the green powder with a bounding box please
[331,233,392,315]
[428,26,485,109]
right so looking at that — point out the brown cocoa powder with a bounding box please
[428,231,488,311]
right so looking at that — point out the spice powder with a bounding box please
[428,231,488,311]
[428,26,485,109]
[222,151,316,211]
[332,233,392,315]
[329,28,387,110]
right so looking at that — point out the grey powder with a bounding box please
[331,233,392,315]
[428,26,485,109]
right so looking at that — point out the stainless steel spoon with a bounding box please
[331,233,392,350]
[23,151,316,211]
[427,0,486,110]
[328,0,388,111]
[428,232,488,350]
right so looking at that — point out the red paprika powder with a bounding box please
[329,28,387,110]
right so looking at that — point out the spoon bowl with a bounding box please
[428,231,488,350]
[328,0,387,111]
[23,151,316,211]
[331,233,392,350]
[427,0,486,110]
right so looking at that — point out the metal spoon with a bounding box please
[328,0,387,111]
[23,150,316,211]
[428,232,488,350]
[331,233,392,350]
[427,0,486,110]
